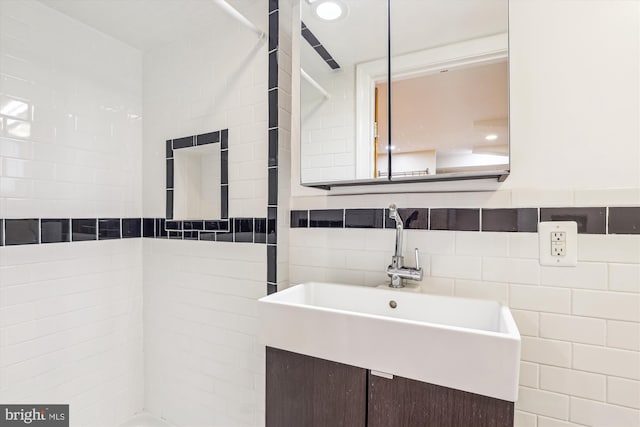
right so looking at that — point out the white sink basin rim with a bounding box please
[259,282,521,402]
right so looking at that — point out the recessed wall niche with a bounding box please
[166,130,229,225]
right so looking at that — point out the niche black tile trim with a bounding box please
[290,210,308,228]
[0,219,3,246]
[221,129,228,150]
[301,21,341,70]
[41,218,70,244]
[165,221,181,230]
[221,151,228,185]
[310,209,344,228]
[166,159,174,189]
[166,190,173,219]
[205,220,229,231]
[609,207,640,234]
[267,283,277,295]
[482,208,538,232]
[385,208,429,230]
[430,209,480,231]
[166,128,229,230]
[122,218,142,238]
[5,219,39,245]
[216,220,234,242]
[166,140,173,158]
[221,186,229,219]
[183,221,204,231]
[234,218,254,243]
[98,218,121,240]
[72,219,97,241]
[345,209,384,229]
[540,207,606,234]
[172,136,194,149]
[143,218,155,238]
[197,131,219,145]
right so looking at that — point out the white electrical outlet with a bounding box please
[539,221,578,266]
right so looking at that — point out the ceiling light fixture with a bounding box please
[485,134,498,141]
[313,0,346,21]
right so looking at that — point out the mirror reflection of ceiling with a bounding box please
[377,60,509,155]
[301,0,508,76]
[38,0,254,51]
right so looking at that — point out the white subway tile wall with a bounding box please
[289,220,640,426]
[143,239,266,426]
[0,1,143,425]
[141,1,271,426]
[142,2,268,220]
[0,240,144,426]
[0,1,143,220]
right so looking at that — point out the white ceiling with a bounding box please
[301,0,508,73]
[38,0,254,51]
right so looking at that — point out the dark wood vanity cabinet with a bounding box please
[266,347,514,427]
[266,347,367,427]
[368,373,514,427]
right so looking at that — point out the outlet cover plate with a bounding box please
[539,221,578,266]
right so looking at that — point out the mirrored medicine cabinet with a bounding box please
[299,0,510,189]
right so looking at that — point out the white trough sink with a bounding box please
[259,282,521,402]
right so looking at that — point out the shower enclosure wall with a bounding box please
[0,1,290,426]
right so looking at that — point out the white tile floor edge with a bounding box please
[119,412,174,427]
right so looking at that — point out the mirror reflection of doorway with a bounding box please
[375,59,508,178]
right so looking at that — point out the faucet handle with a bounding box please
[414,248,421,270]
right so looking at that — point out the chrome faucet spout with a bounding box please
[386,204,423,288]
[389,204,404,259]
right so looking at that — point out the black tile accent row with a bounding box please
[431,209,480,232]
[166,129,229,225]
[0,217,268,246]
[289,207,640,235]
[609,207,640,234]
[540,207,606,234]
[301,21,341,70]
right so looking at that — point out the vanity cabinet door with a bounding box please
[367,372,514,427]
[266,347,367,427]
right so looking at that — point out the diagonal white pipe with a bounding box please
[301,68,330,99]
[211,0,265,39]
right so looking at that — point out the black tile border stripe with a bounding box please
[301,21,341,70]
[267,1,279,295]
[288,207,640,235]
[0,217,269,246]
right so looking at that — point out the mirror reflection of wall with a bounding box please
[300,0,509,186]
[173,145,222,220]
[300,0,388,184]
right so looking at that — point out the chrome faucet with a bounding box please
[386,204,423,288]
